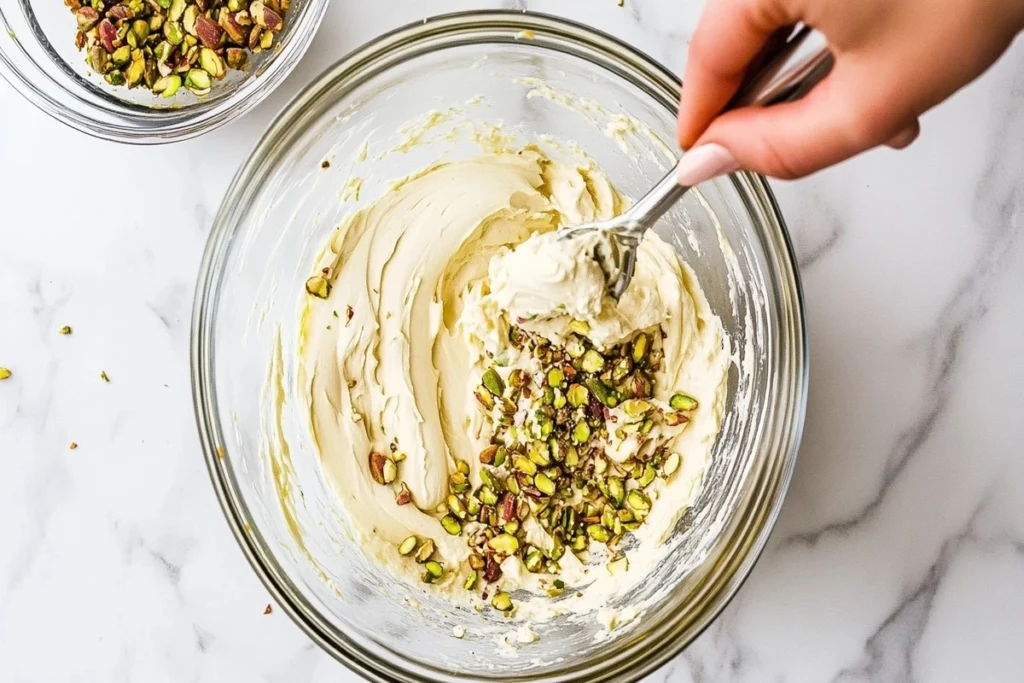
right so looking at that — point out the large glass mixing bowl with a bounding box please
[192,11,807,682]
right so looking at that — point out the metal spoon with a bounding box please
[561,25,834,300]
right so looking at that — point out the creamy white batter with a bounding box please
[297,147,729,626]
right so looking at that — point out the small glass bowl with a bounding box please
[0,0,327,142]
[193,11,807,682]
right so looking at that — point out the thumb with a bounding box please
[692,64,919,179]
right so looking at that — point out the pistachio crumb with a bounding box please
[0,367,11,380]
[69,442,78,450]
[100,371,110,382]
[59,325,72,335]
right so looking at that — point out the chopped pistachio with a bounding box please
[662,452,682,478]
[100,371,110,383]
[581,349,605,373]
[441,514,462,535]
[154,74,182,98]
[59,325,73,335]
[513,456,537,475]
[552,389,566,409]
[546,367,564,387]
[607,477,625,507]
[481,368,505,396]
[184,67,211,94]
[566,383,588,407]
[568,319,590,335]
[524,548,543,572]
[474,387,495,410]
[491,592,513,612]
[663,411,689,426]
[627,490,651,513]
[584,377,617,407]
[0,368,11,380]
[669,393,699,411]
[423,560,444,582]
[305,275,331,298]
[637,464,657,488]
[488,533,519,555]
[398,536,418,555]
[534,473,556,495]
[414,539,435,563]
[619,399,650,418]
[565,335,586,358]
[447,495,467,519]
[463,573,478,590]
[572,420,591,444]
[587,524,611,543]
[631,332,649,363]
[607,557,629,575]
[528,441,550,466]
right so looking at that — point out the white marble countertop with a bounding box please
[2,1,1023,681]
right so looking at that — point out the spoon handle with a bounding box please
[728,24,834,109]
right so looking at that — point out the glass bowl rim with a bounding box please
[191,9,809,681]
[0,0,329,144]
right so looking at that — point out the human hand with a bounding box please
[676,0,1024,179]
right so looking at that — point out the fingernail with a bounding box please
[675,143,740,187]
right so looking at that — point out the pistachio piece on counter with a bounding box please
[0,368,10,381]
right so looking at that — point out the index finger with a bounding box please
[677,0,797,148]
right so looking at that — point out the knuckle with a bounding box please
[757,134,806,180]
